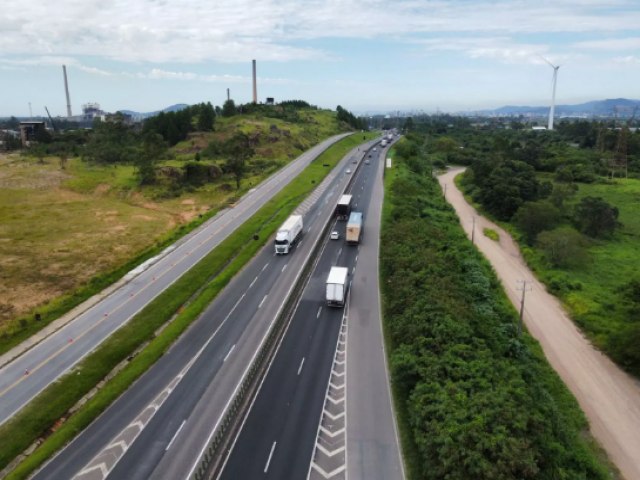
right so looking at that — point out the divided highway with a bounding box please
[34,139,379,479]
[0,133,350,425]
[219,142,403,480]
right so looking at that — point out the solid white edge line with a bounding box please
[264,441,277,473]
[166,420,186,451]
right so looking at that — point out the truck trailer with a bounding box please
[326,266,349,307]
[335,194,353,220]
[346,211,363,244]
[274,215,303,254]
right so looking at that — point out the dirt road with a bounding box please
[439,167,640,480]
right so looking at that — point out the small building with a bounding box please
[19,121,46,146]
[532,126,547,131]
[265,97,275,105]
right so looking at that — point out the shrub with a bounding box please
[537,227,589,268]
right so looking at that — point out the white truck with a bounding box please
[326,266,349,307]
[274,215,303,254]
[381,139,387,147]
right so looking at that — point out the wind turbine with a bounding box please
[541,56,560,130]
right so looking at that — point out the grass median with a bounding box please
[3,131,377,479]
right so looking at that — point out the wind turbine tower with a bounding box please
[542,57,560,130]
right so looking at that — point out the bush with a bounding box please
[573,196,619,238]
[537,227,589,268]
[513,200,561,244]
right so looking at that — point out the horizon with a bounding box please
[2,1,639,117]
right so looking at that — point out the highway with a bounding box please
[33,139,378,480]
[0,133,350,426]
[218,141,403,479]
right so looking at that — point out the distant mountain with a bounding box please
[118,103,190,121]
[484,98,640,118]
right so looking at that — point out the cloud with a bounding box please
[573,37,640,50]
[612,55,640,64]
[1,1,638,63]
[128,68,292,85]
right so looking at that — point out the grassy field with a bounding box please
[2,131,377,479]
[0,110,343,350]
[520,177,640,362]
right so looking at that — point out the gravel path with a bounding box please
[439,167,640,480]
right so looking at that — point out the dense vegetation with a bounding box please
[422,117,640,376]
[381,134,610,479]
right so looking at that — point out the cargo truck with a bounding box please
[326,266,349,307]
[346,211,363,244]
[335,194,352,220]
[274,215,303,254]
[381,139,387,147]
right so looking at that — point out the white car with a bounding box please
[345,168,352,174]
[330,231,340,240]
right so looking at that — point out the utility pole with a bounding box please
[443,183,447,200]
[516,280,532,336]
[471,216,476,244]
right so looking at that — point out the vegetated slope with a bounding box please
[0,108,344,346]
[380,136,611,479]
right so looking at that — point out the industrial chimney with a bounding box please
[227,88,230,101]
[252,59,257,104]
[62,65,72,117]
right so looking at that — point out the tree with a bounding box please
[83,118,136,164]
[197,102,215,131]
[222,99,237,117]
[222,133,254,189]
[403,116,414,133]
[573,196,619,238]
[513,200,561,244]
[537,227,588,268]
[136,132,166,185]
[549,182,578,209]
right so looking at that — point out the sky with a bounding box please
[2,0,640,117]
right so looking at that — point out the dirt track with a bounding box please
[439,167,640,480]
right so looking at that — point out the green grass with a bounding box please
[2,131,377,479]
[483,227,499,241]
[519,178,640,360]
[0,110,344,352]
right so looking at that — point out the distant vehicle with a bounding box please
[330,231,340,240]
[335,194,353,220]
[365,159,370,164]
[345,168,352,174]
[373,147,377,151]
[381,140,387,147]
[346,211,363,244]
[368,153,372,158]
[274,215,303,254]
[352,159,358,163]
[387,133,393,141]
[326,266,349,307]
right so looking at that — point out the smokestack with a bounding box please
[227,88,230,101]
[62,65,72,117]
[252,59,257,104]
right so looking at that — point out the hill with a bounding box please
[119,103,190,120]
[488,98,640,118]
[0,107,346,346]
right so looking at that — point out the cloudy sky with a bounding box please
[2,0,639,116]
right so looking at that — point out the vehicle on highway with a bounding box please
[335,194,352,220]
[326,266,349,307]
[346,211,363,244]
[274,214,303,254]
[345,168,352,174]
[330,231,340,240]
[365,159,370,165]
[373,147,377,151]
[381,139,387,147]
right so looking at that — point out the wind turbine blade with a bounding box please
[539,54,556,68]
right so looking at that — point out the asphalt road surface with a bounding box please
[34,138,378,480]
[439,167,640,480]
[219,142,403,480]
[0,134,349,426]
